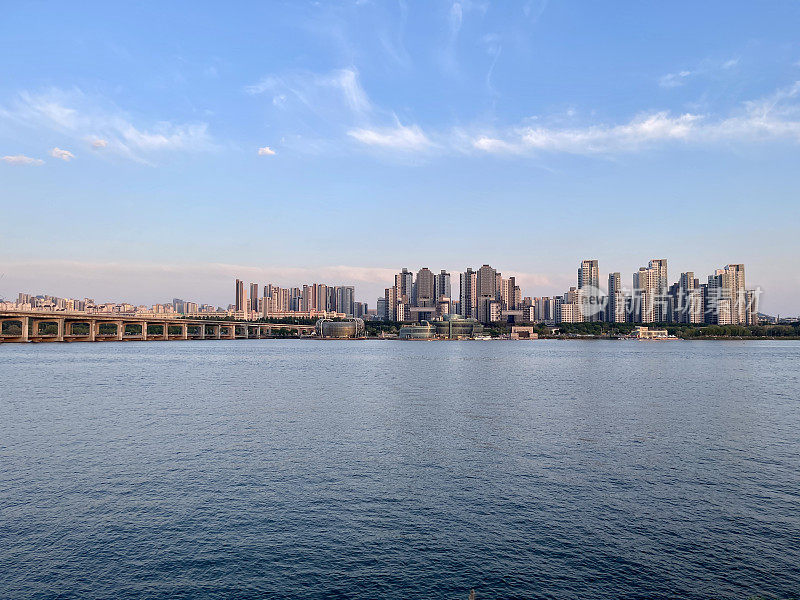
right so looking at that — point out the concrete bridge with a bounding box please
[0,310,316,343]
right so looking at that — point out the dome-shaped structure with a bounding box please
[315,317,365,339]
[398,321,436,340]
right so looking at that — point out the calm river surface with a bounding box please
[1,340,798,599]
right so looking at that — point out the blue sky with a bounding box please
[1,1,799,313]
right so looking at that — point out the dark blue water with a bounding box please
[1,340,799,599]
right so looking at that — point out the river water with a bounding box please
[1,340,798,599]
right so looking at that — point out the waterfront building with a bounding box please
[510,326,538,339]
[315,317,365,339]
[629,326,672,339]
[433,314,484,339]
[398,321,436,340]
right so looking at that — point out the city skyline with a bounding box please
[4,257,781,324]
[2,2,800,314]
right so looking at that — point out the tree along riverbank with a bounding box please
[365,320,800,340]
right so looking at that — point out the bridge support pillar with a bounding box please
[180,323,188,340]
[89,320,96,342]
[116,321,124,341]
[21,317,29,342]
[197,323,205,339]
[163,323,169,340]
[56,318,65,342]
[141,322,148,341]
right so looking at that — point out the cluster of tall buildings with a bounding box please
[2,261,762,326]
[532,260,759,325]
[546,259,758,325]
[379,260,760,326]
[234,279,366,319]
[2,293,221,316]
[380,265,524,323]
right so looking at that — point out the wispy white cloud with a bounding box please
[659,70,692,88]
[470,81,800,155]
[348,124,431,151]
[658,56,740,88]
[246,68,371,117]
[50,147,75,161]
[1,154,44,166]
[0,88,214,164]
[248,67,434,156]
[472,112,701,154]
[257,146,276,156]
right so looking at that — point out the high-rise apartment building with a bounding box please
[336,286,355,316]
[235,279,247,313]
[249,283,259,314]
[715,264,746,324]
[578,260,600,321]
[434,270,451,301]
[607,272,627,323]
[671,272,703,324]
[633,259,667,323]
[476,264,497,297]
[395,269,413,299]
[578,260,600,290]
[377,297,388,321]
[459,268,477,318]
[474,264,498,323]
[384,287,398,321]
[414,268,435,307]
[649,259,668,322]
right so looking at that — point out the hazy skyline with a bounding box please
[2,2,799,313]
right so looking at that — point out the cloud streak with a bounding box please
[348,124,431,150]
[0,88,215,164]
[2,154,44,165]
[246,68,372,117]
[658,56,740,88]
[353,81,800,157]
